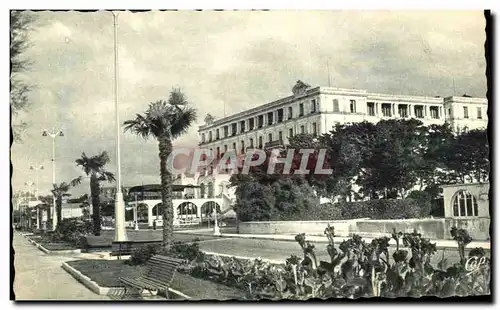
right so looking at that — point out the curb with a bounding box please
[61,262,192,299]
[25,236,82,255]
[202,251,284,265]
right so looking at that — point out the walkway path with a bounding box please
[13,232,110,300]
[177,230,491,250]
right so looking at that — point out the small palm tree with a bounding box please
[38,194,54,227]
[124,89,197,250]
[51,178,82,226]
[75,151,115,236]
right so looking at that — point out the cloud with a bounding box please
[11,10,487,197]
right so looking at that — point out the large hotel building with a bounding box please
[198,80,488,158]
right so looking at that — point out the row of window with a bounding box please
[202,100,486,143]
[342,100,483,120]
[205,123,318,158]
[201,99,318,143]
[461,106,483,119]
[362,102,439,118]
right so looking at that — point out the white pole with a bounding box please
[213,203,220,236]
[111,11,127,242]
[35,170,39,199]
[52,137,57,230]
[134,195,139,230]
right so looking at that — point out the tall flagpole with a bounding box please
[110,11,127,242]
[327,60,331,87]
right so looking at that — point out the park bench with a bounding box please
[110,240,162,259]
[118,255,184,299]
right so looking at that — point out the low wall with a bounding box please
[354,219,446,239]
[238,220,366,237]
[444,217,490,240]
[239,217,491,241]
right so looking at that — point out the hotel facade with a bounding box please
[198,81,488,158]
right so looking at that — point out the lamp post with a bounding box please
[108,10,127,242]
[25,181,37,229]
[134,194,139,231]
[29,164,44,200]
[42,128,63,230]
[18,191,29,229]
[213,203,220,236]
[30,164,45,229]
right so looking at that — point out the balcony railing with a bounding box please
[264,139,285,150]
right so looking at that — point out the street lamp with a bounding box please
[134,194,139,231]
[42,128,63,230]
[108,10,127,242]
[30,164,44,199]
[24,181,37,229]
[213,203,220,236]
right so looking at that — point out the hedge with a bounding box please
[335,198,427,220]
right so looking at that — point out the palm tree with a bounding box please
[51,178,82,226]
[75,151,115,236]
[124,89,197,250]
[38,194,54,228]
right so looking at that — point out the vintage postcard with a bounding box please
[11,9,491,301]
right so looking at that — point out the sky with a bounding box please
[11,10,487,197]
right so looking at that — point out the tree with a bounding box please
[75,152,115,236]
[51,178,82,226]
[315,121,378,200]
[444,129,489,183]
[124,89,197,250]
[10,11,35,142]
[38,194,54,226]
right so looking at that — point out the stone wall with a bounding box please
[239,217,491,241]
[444,217,491,240]
[353,219,446,239]
[238,220,365,237]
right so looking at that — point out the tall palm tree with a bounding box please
[75,151,115,236]
[51,178,82,226]
[124,89,197,250]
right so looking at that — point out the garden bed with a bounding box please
[39,242,78,251]
[29,235,80,251]
[66,259,244,300]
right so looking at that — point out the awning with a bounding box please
[28,200,44,208]
[128,184,201,194]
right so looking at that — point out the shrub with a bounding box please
[233,177,320,222]
[52,218,93,246]
[407,190,432,217]
[127,240,205,266]
[165,240,205,262]
[335,198,425,220]
[294,203,342,221]
[127,244,162,266]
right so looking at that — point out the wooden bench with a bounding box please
[110,240,162,259]
[118,255,184,299]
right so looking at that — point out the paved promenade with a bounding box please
[13,232,110,300]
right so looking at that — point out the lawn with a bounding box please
[66,259,244,300]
